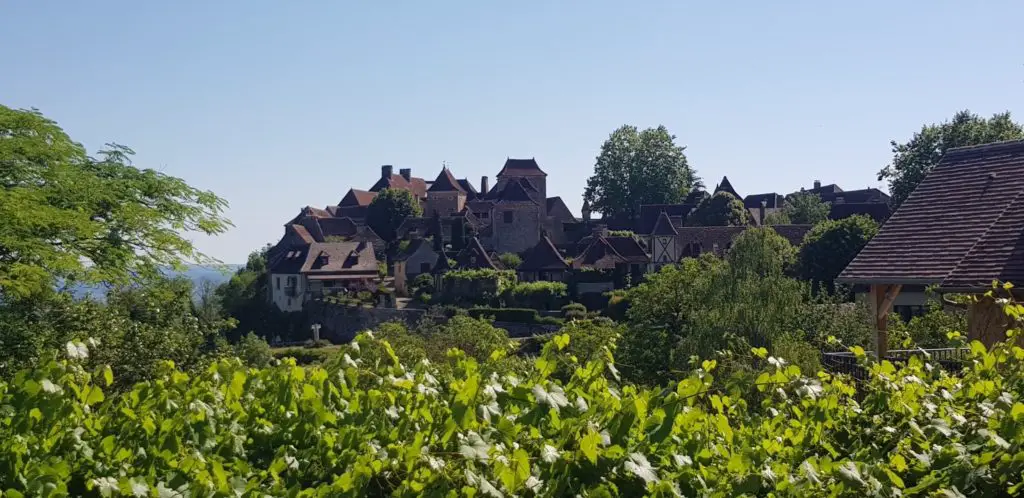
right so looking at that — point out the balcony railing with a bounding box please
[822,348,969,381]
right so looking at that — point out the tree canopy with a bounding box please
[0,106,231,300]
[366,188,422,242]
[764,191,830,225]
[688,191,752,226]
[726,227,796,279]
[878,110,1024,209]
[583,125,699,219]
[797,215,879,290]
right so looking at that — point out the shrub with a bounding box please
[304,339,333,349]
[498,253,522,270]
[561,302,588,320]
[234,332,273,368]
[604,290,630,321]
[439,269,516,306]
[467,307,541,324]
[271,346,336,365]
[504,281,568,310]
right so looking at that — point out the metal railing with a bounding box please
[822,348,969,381]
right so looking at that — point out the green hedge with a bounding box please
[271,346,340,365]
[439,269,516,306]
[503,281,568,310]
[467,307,564,325]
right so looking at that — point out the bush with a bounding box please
[604,290,630,321]
[271,346,336,365]
[411,273,434,296]
[439,269,516,306]
[468,307,541,323]
[504,281,568,310]
[234,332,273,368]
[561,302,588,320]
[498,253,522,270]
[304,339,333,349]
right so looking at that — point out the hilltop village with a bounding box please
[265,159,891,312]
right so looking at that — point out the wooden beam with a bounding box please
[870,284,902,361]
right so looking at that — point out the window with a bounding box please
[420,262,431,273]
[503,211,514,223]
[276,276,280,289]
[481,212,489,219]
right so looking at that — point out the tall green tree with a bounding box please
[764,192,830,225]
[726,227,796,279]
[583,125,699,219]
[879,110,1024,209]
[688,192,751,226]
[0,105,231,300]
[366,188,422,242]
[797,215,879,290]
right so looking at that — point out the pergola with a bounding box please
[838,140,1024,358]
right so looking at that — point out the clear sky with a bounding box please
[3,1,1022,263]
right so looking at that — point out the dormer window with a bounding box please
[318,254,329,266]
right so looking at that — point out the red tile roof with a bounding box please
[520,236,569,271]
[839,140,1024,289]
[339,189,377,207]
[370,174,428,198]
[427,167,466,193]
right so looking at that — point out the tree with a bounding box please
[764,192,830,225]
[583,125,699,219]
[498,253,522,269]
[879,110,1024,209]
[215,246,304,341]
[726,227,796,279]
[797,215,879,290]
[0,106,231,300]
[688,191,751,226]
[366,188,422,242]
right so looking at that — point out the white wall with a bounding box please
[271,273,305,312]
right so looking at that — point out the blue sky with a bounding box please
[3,1,1022,263]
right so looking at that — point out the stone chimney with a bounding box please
[592,224,609,238]
[400,168,412,182]
[759,199,767,225]
[480,176,489,195]
[581,199,592,222]
[813,180,821,190]
[381,165,394,179]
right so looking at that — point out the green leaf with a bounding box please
[580,430,601,464]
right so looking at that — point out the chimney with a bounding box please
[813,180,821,190]
[759,199,767,225]
[592,224,609,238]
[381,165,393,179]
[400,168,412,182]
[480,176,489,195]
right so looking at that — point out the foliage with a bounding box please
[764,191,831,226]
[9,313,1024,496]
[370,316,514,368]
[878,110,1024,210]
[688,191,752,227]
[584,124,700,219]
[234,332,273,368]
[498,253,522,270]
[608,230,635,238]
[271,345,339,365]
[726,227,796,279]
[797,215,879,291]
[504,281,569,310]
[366,188,422,242]
[216,247,308,342]
[561,302,588,320]
[604,290,630,321]
[439,269,516,306]
[467,308,550,325]
[0,105,231,300]
[889,299,968,349]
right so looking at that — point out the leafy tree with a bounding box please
[216,247,305,341]
[764,191,830,225]
[366,188,422,242]
[879,110,1024,209]
[797,215,879,290]
[726,227,796,279]
[583,125,699,219]
[0,105,230,300]
[688,191,751,226]
[234,332,273,367]
[498,253,522,269]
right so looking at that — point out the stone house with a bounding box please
[268,241,379,312]
[369,165,428,203]
[518,236,570,282]
[393,238,442,296]
[425,167,468,217]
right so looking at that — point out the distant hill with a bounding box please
[67,264,243,301]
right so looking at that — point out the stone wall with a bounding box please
[305,301,426,343]
[492,202,541,254]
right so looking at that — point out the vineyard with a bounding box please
[3,329,1024,497]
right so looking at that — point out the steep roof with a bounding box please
[427,167,466,193]
[286,224,316,244]
[495,179,540,205]
[714,176,741,199]
[826,188,890,204]
[519,236,569,271]
[268,246,310,274]
[318,217,358,238]
[497,158,547,177]
[455,238,497,269]
[676,225,812,255]
[743,193,785,209]
[370,174,428,198]
[394,238,438,262]
[650,211,679,235]
[839,140,1024,289]
[546,197,575,222]
[301,241,378,276]
[457,179,479,201]
[572,236,648,269]
[637,204,693,233]
[339,189,377,207]
[828,203,891,223]
[606,237,650,263]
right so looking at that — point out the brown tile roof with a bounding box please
[636,204,693,233]
[650,211,679,235]
[268,246,309,274]
[394,238,438,262]
[455,238,497,269]
[495,179,540,205]
[332,205,369,220]
[520,236,569,271]
[675,225,812,256]
[573,236,650,269]
[825,188,890,204]
[318,217,358,238]
[428,167,466,193]
[286,223,316,244]
[545,197,575,222]
[743,193,784,209]
[714,176,741,200]
[301,241,378,276]
[828,203,891,223]
[370,174,428,198]
[339,189,377,207]
[497,158,547,177]
[838,140,1024,288]
[457,179,479,201]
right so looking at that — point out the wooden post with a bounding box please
[870,284,902,361]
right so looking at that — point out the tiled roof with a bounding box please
[495,179,540,205]
[676,225,812,255]
[650,211,679,235]
[824,188,890,204]
[339,189,377,207]
[743,193,785,209]
[685,189,709,205]
[520,236,569,271]
[318,217,358,238]
[606,237,650,263]
[546,197,575,222]
[301,241,378,275]
[428,167,466,193]
[455,238,497,269]
[457,179,479,201]
[637,204,694,233]
[394,238,437,262]
[828,203,891,223]
[714,176,741,199]
[286,224,316,244]
[370,174,428,198]
[497,158,547,177]
[838,140,1024,288]
[268,246,309,274]
[332,205,369,220]
[572,236,648,269]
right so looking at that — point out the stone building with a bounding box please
[267,241,378,312]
